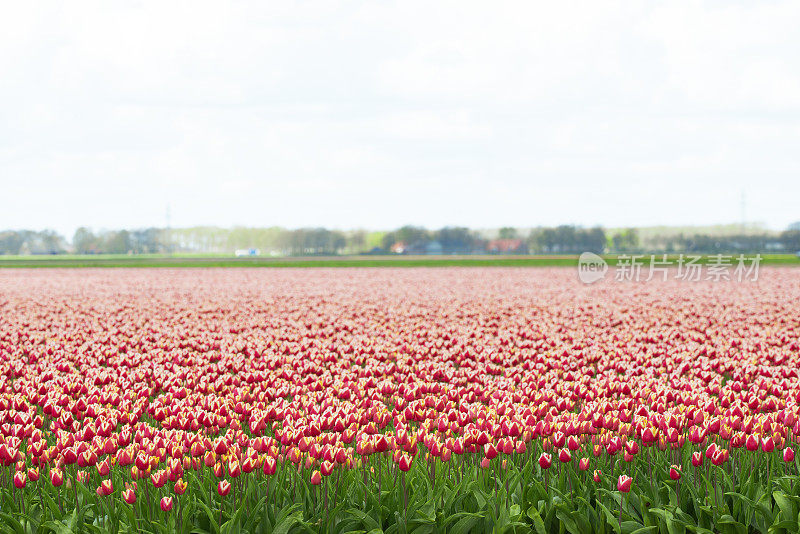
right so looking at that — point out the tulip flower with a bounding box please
[558,448,572,463]
[174,478,188,495]
[398,454,412,472]
[593,470,602,483]
[50,469,64,487]
[123,488,136,504]
[784,447,795,463]
[538,453,552,470]
[669,465,681,480]
[617,475,632,493]
[691,452,703,467]
[160,496,173,512]
[13,472,26,489]
[310,470,322,485]
[28,468,40,482]
[217,480,231,496]
[263,456,277,476]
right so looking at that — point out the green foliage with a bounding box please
[3,444,800,533]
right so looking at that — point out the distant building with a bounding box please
[487,239,527,254]
[235,248,260,257]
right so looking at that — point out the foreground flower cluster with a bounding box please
[1,268,799,533]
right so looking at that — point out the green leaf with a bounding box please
[448,514,479,534]
[526,506,546,534]
[773,492,797,523]
[555,508,581,534]
[0,512,25,534]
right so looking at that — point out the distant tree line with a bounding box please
[0,225,799,256]
[0,230,66,255]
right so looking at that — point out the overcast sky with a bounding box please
[1,1,798,238]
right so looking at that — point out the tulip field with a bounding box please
[2,268,800,534]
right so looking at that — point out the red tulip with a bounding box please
[217,480,231,496]
[310,470,322,485]
[228,459,241,478]
[97,458,110,477]
[28,468,40,482]
[98,479,113,496]
[784,447,795,463]
[263,456,277,475]
[160,496,173,512]
[321,460,334,476]
[484,443,498,460]
[538,453,552,469]
[579,457,590,471]
[567,436,580,451]
[398,454,412,472]
[669,465,681,480]
[593,469,602,483]
[50,469,64,487]
[558,448,571,463]
[123,488,136,504]
[13,472,26,489]
[174,478,188,495]
[617,475,632,493]
[692,451,703,467]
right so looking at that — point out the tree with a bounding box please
[435,227,475,254]
[780,230,800,252]
[498,227,518,239]
[73,228,98,254]
[0,231,24,255]
[104,230,132,254]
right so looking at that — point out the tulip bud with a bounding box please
[398,454,412,472]
[538,453,552,470]
[263,456,277,476]
[669,465,681,480]
[50,469,64,487]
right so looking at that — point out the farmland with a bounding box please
[1,268,800,533]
